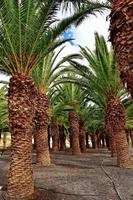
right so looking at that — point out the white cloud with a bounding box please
[56,10,111,61]
[74,11,111,49]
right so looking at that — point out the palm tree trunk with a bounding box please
[34,93,51,166]
[51,119,59,152]
[7,74,36,199]
[105,96,132,168]
[79,121,86,153]
[101,133,105,148]
[126,130,130,145]
[130,131,133,148]
[86,132,90,148]
[69,111,81,155]
[105,135,110,149]
[48,125,51,150]
[0,130,1,140]
[96,131,101,148]
[110,0,133,96]
[109,133,117,157]
[91,133,98,149]
[59,125,66,151]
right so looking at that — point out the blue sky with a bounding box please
[58,9,110,62]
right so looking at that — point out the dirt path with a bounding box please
[0,149,133,200]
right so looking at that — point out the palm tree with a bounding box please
[65,33,132,167]
[109,1,133,97]
[52,81,87,155]
[32,48,81,163]
[49,87,69,151]
[0,1,107,198]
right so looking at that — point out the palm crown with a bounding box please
[0,0,107,75]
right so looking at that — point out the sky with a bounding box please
[59,10,110,60]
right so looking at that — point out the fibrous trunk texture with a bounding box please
[126,129,130,145]
[69,111,81,155]
[59,125,66,151]
[7,74,36,199]
[110,0,133,96]
[109,134,117,157]
[105,96,132,168]
[51,119,59,152]
[34,93,51,166]
[79,121,86,153]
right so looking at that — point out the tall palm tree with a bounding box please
[65,33,132,167]
[52,81,87,155]
[49,91,70,151]
[32,48,81,164]
[109,0,133,97]
[0,1,106,198]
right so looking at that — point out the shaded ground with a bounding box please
[0,149,133,200]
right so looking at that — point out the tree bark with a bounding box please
[7,74,36,199]
[59,125,66,151]
[130,131,133,148]
[51,119,59,152]
[69,111,81,155]
[79,121,86,153]
[105,96,132,168]
[91,133,98,149]
[105,135,110,149]
[109,134,117,157]
[34,93,51,166]
[48,125,51,150]
[86,132,90,148]
[110,0,133,96]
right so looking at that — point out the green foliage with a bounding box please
[65,32,122,107]
[32,47,81,93]
[0,86,8,130]
[58,0,111,13]
[0,0,107,75]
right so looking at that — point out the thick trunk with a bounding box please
[105,135,110,149]
[109,134,117,157]
[34,93,51,166]
[115,131,132,167]
[105,96,132,168]
[126,131,130,145]
[48,125,51,150]
[130,131,133,148]
[51,119,59,152]
[79,121,86,153]
[96,131,101,148]
[69,111,81,155]
[110,0,133,96]
[69,128,72,148]
[91,134,98,149]
[86,132,90,148]
[59,125,66,151]
[7,74,36,199]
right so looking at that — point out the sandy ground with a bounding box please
[0,149,133,200]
